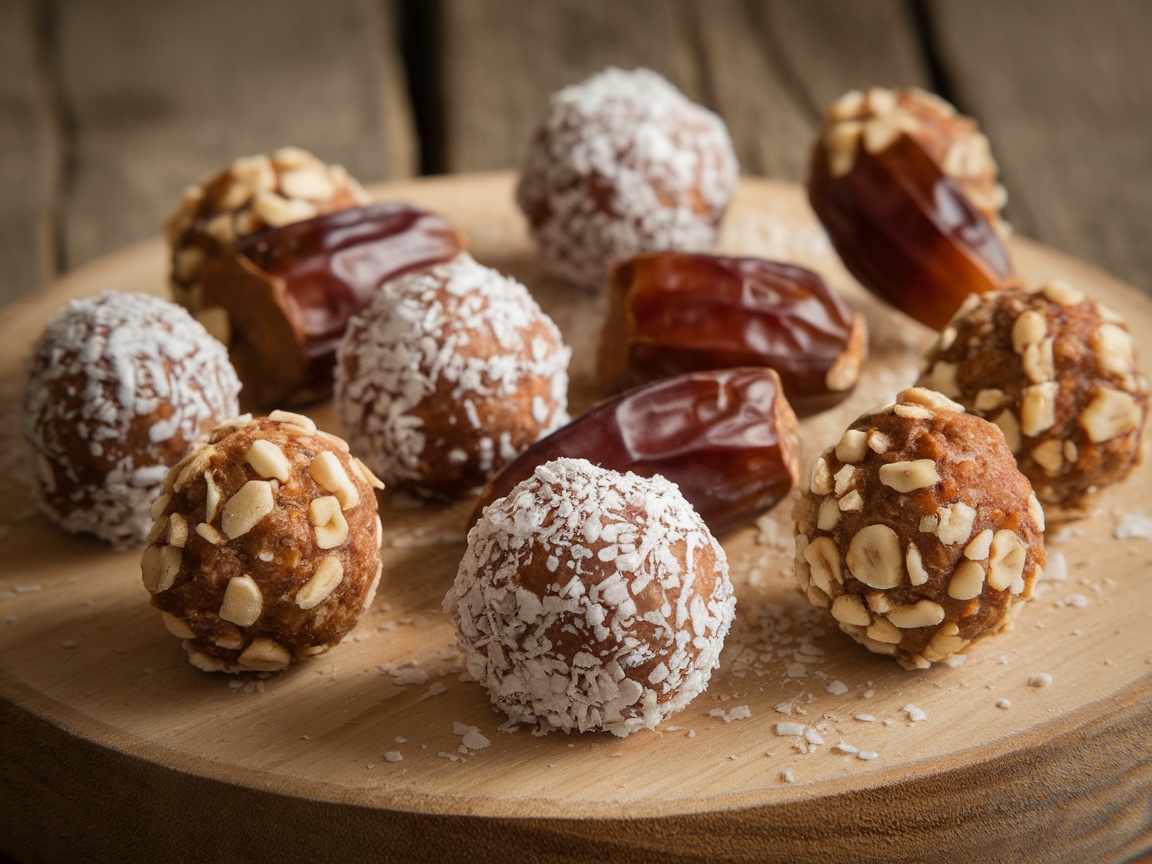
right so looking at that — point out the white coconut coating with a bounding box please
[20,292,241,548]
[334,254,571,499]
[445,457,735,737]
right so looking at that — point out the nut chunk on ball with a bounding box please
[445,458,735,737]
[918,281,1150,513]
[142,413,384,674]
[20,292,240,548]
[335,254,571,500]
[794,388,1046,669]
[516,67,738,291]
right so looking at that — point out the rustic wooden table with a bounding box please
[2,1,1151,862]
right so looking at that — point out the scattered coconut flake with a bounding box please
[1042,551,1068,582]
[996,698,1012,710]
[833,741,859,755]
[1060,593,1091,609]
[1028,672,1053,688]
[803,727,825,745]
[1115,511,1152,540]
[780,769,795,783]
[437,751,460,762]
[903,704,927,722]
[775,722,807,737]
[825,680,849,696]
[453,722,491,751]
[853,713,876,723]
[709,705,752,724]
[384,751,403,763]
[943,654,967,668]
[1047,526,1083,545]
[419,681,448,700]
[857,750,879,761]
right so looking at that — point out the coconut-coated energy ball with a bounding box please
[794,388,1046,670]
[444,457,736,737]
[334,254,571,499]
[516,67,739,291]
[917,280,1150,513]
[142,412,384,674]
[20,292,241,548]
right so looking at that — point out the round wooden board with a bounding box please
[1,173,1150,864]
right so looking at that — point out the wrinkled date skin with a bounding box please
[471,367,803,536]
[199,202,462,406]
[809,133,1015,331]
[598,252,867,415]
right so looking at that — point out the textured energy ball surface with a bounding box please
[516,67,738,290]
[335,254,571,499]
[794,388,1046,669]
[918,281,1150,512]
[143,413,383,673]
[445,457,735,737]
[20,292,241,548]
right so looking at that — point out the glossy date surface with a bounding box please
[809,133,1014,331]
[200,202,462,405]
[472,367,803,536]
[598,252,866,415]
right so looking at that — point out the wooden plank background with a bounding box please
[1,0,1150,309]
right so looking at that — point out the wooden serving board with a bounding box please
[1,174,1150,864]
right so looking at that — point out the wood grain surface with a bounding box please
[1,174,1150,863]
[3,0,1152,309]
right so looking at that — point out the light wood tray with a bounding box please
[2,174,1150,864]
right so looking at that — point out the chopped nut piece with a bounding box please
[309,495,350,549]
[831,594,871,626]
[221,480,276,539]
[846,524,903,589]
[309,451,360,509]
[963,529,994,560]
[161,611,195,639]
[835,430,868,464]
[219,575,263,627]
[987,530,1026,591]
[948,561,986,600]
[246,439,293,482]
[267,409,317,434]
[878,459,939,492]
[1012,310,1047,353]
[296,556,345,610]
[1080,388,1141,443]
[887,600,945,629]
[238,638,291,672]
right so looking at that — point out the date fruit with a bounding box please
[808,87,1016,330]
[471,367,802,536]
[197,201,463,406]
[598,251,867,415]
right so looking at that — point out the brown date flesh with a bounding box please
[598,252,867,415]
[808,133,1015,331]
[199,202,462,407]
[470,367,802,537]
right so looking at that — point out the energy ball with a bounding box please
[794,388,1046,670]
[445,457,735,737]
[334,254,571,499]
[142,412,384,673]
[20,292,241,548]
[918,281,1150,512]
[516,66,738,291]
[166,146,370,311]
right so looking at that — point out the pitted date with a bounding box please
[808,87,1016,331]
[597,252,867,415]
[198,202,462,406]
[471,367,803,536]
